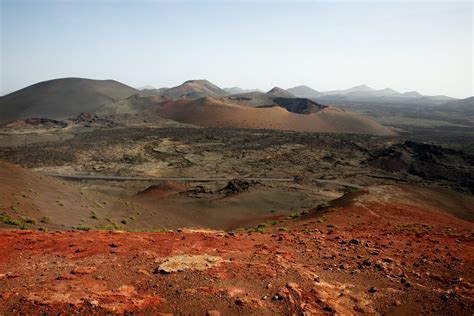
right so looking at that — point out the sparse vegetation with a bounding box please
[40,216,51,224]
[0,213,20,226]
[96,224,116,230]
[287,211,301,220]
[72,224,91,231]
[90,211,99,220]
[21,216,36,224]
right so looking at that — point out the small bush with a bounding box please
[40,216,51,224]
[121,219,128,225]
[73,224,91,231]
[21,216,36,224]
[153,228,172,233]
[38,226,48,232]
[255,224,267,233]
[96,224,116,230]
[278,227,288,232]
[287,211,301,220]
[326,223,339,229]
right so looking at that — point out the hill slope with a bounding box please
[266,87,295,98]
[158,80,229,99]
[152,97,394,135]
[287,85,322,98]
[1,183,473,314]
[0,78,138,124]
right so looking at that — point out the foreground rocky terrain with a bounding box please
[0,116,473,315]
[1,185,473,314]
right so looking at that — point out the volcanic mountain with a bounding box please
[158,80,229,99]
[149,96,394,135]
[0,78,138,124]
[287,85,322,98]
[266,87,295,98]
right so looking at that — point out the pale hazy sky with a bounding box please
[1,0,473,98]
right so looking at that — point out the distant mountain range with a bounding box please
[223,87,261,94]
[137,82,457,104]
[1,77,471,133]
[287,84,455,104]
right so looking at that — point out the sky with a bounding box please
[1,0,472,98]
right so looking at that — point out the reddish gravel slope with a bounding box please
[1,185,473,315]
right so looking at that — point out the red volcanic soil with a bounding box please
[1,185,473,314]
[152,97,395,136]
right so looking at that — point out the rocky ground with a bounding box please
[0,125,473,314]
[0,126,472,193]
[0,185,472,315]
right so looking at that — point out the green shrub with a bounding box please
[287,211,301,220]
[1,213,20,226]
[255,224,267,233]
[96,224,116,230]
[40,216,51,224]
[21,216,36,224]
[73,224,91,231]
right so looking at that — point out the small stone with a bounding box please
[207,310,220,316]
[368,287,377,293]
[323,306,333,312]
[71,266,96,275]
[235,298,244,306]
[429,273,443,281]
[349,239,360,245]
[354,305,365,313]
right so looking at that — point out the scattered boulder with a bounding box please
[218,179,259,194]
[156,254,222,274]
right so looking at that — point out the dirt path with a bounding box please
[45,173,364,189]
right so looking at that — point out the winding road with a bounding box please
[45,173,364,189]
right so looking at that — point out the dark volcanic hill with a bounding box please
[367,141,474,194]
[0,78,138,124]
[158,80,229,99]
[269,97,328,114]
[440,96,474,116]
